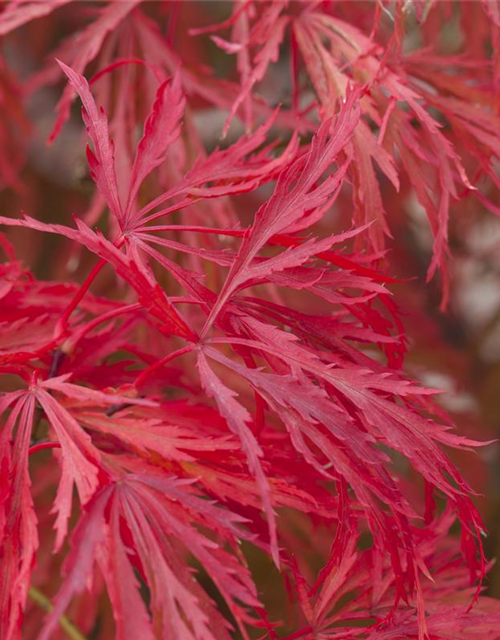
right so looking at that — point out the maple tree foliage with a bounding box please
[1,1,500,639]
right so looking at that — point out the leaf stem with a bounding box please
[29,441,62,456]
[62,302,142,353]
[28,586,88,640]
[54,258,108,340]
[54,236,125,341]
[133,344,195,388]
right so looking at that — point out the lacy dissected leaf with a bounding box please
[38,469,260,640]
[201,87,360,334]
[198,322,486,597]
[135,108,299,225]
[293,8,463,269]
[0,374,156,559]
[403,49,500,221]
[124,72,185,224]
[281,507,500,638]
[0,384,99,554]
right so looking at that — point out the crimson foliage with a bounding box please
[1,1,500,639]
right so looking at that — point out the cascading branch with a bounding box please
[1,1,500,639]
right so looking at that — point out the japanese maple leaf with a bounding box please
[59,59,298,233]
[201,85,361,336]
[37,466,260,640]
[0,374,155,639]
